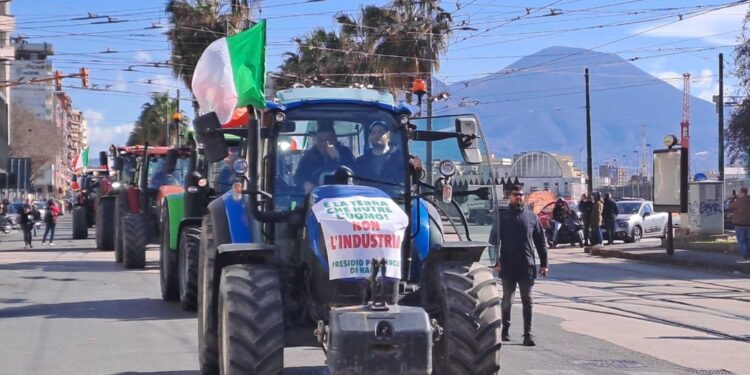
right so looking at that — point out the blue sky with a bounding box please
[11,0,749,155]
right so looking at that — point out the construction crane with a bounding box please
[680,73,690,149]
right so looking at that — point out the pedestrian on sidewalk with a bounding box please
[41,200,59,246]
[603,192,619,245]
[20,199,33,249]
[579,193,593,246]
[590,192,604,245]
[489,184,549,347]
[731,187,750,261]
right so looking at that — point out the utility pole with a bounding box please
[719,53,724,181]
[176,89,181,147]
[585,68,593,195]
[425,5,433,184]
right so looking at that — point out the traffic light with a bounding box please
[54,70,63,91]
[80,67,89,88]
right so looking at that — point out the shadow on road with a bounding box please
[0,260,158,272]
[0,298,194,321]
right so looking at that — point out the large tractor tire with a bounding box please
[95,199,115,250]
[218,264,284,375]
[113,193,129,263]
[122,214,147,269]
[432,262,502,375]
[198,215,220,374]
[178,225,201,311]
[72,206,88,239]
[160,207,179,301]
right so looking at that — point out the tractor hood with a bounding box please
[305,185,409,280]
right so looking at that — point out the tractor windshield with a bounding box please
[208,146,240,194]
[271,104,407,209]
[410,115,498,248]
[147,156,189,189]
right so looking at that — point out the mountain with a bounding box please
[430,46,720,172]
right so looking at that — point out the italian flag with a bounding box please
[192,20,266,125]
[73,147,88,172]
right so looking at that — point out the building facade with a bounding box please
[509,151,586,198]
[0,1,14,177]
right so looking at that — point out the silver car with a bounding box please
[608,200,668,243]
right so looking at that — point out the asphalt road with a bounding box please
[0,216,746,374]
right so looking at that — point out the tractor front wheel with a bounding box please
[95,199,115,250]
[113,193,129,263]
[72,207,88,239]
[432,263,502,375]
[178,225,200,311]
[198,215,219,374]
[218,264,284,375]
[122,214,146,269]
[160,208,179,301]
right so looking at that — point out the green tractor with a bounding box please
[194,87,502,374]
[109,145,191,269]
[158,133,243,310]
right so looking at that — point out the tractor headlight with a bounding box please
[233,159,248,175]
[274,111,286,122]
[399,114,409,125]
[198,178,208,187]
[438,160,456,178]
[111,182,122,190]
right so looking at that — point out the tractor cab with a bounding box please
[194,87,502,374]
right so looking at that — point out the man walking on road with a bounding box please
[489,185,549,347]
[579,193,593,246]
[20,199,33,249]
[603,192,619,245]
[731,187,750,261]
[41,200,60,246]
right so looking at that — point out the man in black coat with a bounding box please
[578,193,593,246]
[602,193,619,245]
[489,185,549,346]
[294,123,355,192]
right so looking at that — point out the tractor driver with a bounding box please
[148,158,178,189]
[294,123,355,193]
[353,120,403,188]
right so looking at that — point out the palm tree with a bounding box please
[127,94,187,146]
[165,0,254,111]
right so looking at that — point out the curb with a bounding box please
[587,246,750,275]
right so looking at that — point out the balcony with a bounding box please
[0,15,14,34]
[0,45,13,61]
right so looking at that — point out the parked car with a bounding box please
[605,200,668,243]
[5,202,24,227]
[33,201,47,222]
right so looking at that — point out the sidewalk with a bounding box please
[586,240,750,276]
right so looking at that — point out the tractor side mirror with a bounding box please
[455,117,482,164]
[279,120,296,133]
[113,156,124,171]
[474,186,491,200]
[194,112,228,163]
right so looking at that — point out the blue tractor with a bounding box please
[194,87,502,375]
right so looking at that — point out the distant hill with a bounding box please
[429,46,720,173]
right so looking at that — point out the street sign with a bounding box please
[653,148,688,213]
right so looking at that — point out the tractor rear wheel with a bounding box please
[198,215,219,374]
[160,208,179,301]
[113,193,128,263]
[72,207,88,239]
[179,225,200,311]
[218,264,284,375]
[95,199,115,250]
[432,262,502,375]
[122,214,146,269]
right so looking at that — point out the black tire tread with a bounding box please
[114,193,128,263]
[198,215,219,374]
[160,207,179,301]
[218,264,284,375]
[72,207,88,239]
[96,199,115,250]
[433,262,502,375]
[179,226,200,311]
[122,214,146,269]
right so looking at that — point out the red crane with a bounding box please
[680,73,690,149]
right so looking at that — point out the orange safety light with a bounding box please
[80,67,89,88]
[411,78,427,95]
[172,112,182,122]
[54,70,64,91]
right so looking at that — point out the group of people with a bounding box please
[18,199,60,249]
[578,191,619,246]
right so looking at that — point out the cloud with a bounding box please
[649,69,718,101]
[650,70,683,89]
[632,4,748,45]
[83,109,104,126]
[695,151,709,156]
[134,50,152,62]
[697,83,719,102]
[86,123,132,153]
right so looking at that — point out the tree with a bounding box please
[127,93,189,147]
[165,0,253,111]
[728,13,750,166]
[9,105,64,180]
[275,1,452,94]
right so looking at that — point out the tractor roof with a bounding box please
[269,87,411,114]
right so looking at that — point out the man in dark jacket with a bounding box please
[489,185,549,346]
[20,199,34,249]
[602,193,619,245]
[353,121,403,189]
[294,123,355,192]
[578,193,593,246]
[731,187,750,261]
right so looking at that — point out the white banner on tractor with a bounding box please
[312,196,408,280]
